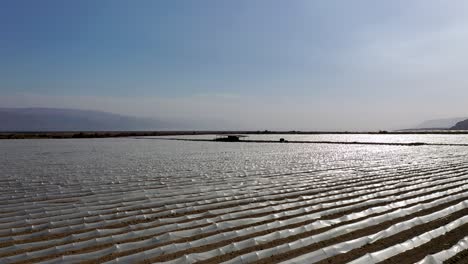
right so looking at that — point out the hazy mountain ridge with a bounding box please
[451,119,468,130]
[414,117,467,130]
[0,108,175,131]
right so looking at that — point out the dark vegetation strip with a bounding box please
[3,130,468,140]
[163,138,468,147]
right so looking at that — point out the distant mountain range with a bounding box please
[0,108,176,131]
[2,107,468,132]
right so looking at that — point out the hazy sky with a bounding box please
[1,0,468,130]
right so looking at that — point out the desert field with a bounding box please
[1,135,468,263]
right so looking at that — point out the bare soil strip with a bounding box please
[378,223,468,264]
[446,248,468,264]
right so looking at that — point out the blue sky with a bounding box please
[2,1,468,130]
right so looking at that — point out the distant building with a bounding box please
[214,135,247,142]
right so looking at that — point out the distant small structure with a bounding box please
[214,135,247,142]
[279,138,285,143]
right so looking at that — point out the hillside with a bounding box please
[414,117,467,130]
[0,108,173,131]
[451,119,468,130]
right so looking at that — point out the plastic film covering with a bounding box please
[120,192,468,264]
[2,162,464,233]
[3,172,465,261]
[281,204,468,263]
[2,141,468,264]
[221,199,468,264]
[348,216,468,264]
[416,236,468,264]
[1,166,464,234]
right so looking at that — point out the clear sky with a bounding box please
[1,0,468,130]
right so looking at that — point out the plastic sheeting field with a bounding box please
[1,136,468,264]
